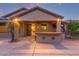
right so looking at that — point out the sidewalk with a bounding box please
[0,38,79,56]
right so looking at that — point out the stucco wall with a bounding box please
[19,10,57,21]
[4,9,63,42]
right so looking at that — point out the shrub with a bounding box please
[68,21,79,36]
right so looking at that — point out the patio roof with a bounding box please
[16,6,64,19]
[2,6,64,19]
[2,8,28,18]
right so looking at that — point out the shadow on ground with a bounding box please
[52,41,68,50]
[37,40,68,50]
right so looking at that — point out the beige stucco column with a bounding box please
[56,18,62,32]
[14,24,19,40]
[20,22,25,37]
[55,18,62,41]
[11,17,20,40]
[31,23,36,43]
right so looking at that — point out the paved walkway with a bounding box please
[0,38,79,56]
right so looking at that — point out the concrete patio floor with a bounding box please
[0,38,79,56]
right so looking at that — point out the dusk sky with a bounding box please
[0,3,79,20]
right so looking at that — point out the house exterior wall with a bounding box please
[0,22,8,33]
[0,8,64,42]
[16,9,63,42]
[0,25,8,32]
[19,10,57,21]
[18,21,63,43]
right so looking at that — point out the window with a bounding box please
[41,24,47,31]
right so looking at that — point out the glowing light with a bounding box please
[12,17,20,26]
[57,18,60,22]
[31,24,36,36]
[57,18,62,22]
[31,24,36,43]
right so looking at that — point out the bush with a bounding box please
[68,21,79,36]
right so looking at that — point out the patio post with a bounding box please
[56,18,62,41]
[10,17,20,42]
[56,18,61,32]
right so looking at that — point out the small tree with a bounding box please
[68,20,79,38]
